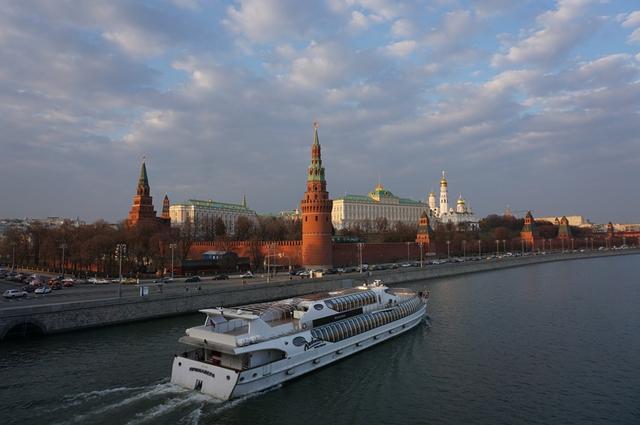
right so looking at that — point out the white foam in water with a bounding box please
[59,382,188,424]
[125,392,211,425]
[209,384,283,416]
[179,404,203,425]
[60,386,148,408]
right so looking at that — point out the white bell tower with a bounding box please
[439,171,448,215]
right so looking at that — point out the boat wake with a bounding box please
[51,380,280,425]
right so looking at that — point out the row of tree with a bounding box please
[0,213,620,274]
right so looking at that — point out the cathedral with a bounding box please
[427,171,478,229]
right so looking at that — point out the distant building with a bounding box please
[127,161,170,228]
[520,210,539,249]
[0,216,85,234]
[169,198,257,236]
[536,215,592,228]
[415,211,432,249]
[332,183,431,230]
[428,171,478,229]
[557,216,572,240]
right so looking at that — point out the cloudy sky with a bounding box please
[1,0,639,223]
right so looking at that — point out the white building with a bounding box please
[331,183,433,230]
[536,215,593,228]
[428,171,478,229]
[169,198,257,236]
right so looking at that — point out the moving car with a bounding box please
[3,289,27,299]
[35,286,52,294]
[240,271,254,279]
[212,274,228,280]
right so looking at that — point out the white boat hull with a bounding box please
[171,304,426,400]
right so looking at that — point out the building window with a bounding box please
[315,216,318,221]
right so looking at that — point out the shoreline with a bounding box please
[1,249,638,340]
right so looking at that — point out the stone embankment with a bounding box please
[1,249,637,339]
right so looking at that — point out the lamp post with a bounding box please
[584,237,588,250]
[495,239,499,255]
[478,239,482,258]
[358,243,363,273]
[462,240,466,259]
[502,239,506,254]
[521,239,524,255]
[419,242,424,268]
[571,238,574,251]
[115,243,126,298]
[446,240,451,259]
[59,243,67,276]
[11,242,15,271]
[406,242,410,262]
[561,238,565,253]
[169,243,177,279]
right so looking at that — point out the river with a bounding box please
[1,254,639,424]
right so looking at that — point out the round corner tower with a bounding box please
[301,123,333,270]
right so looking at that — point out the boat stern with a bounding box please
[171,356,239,400]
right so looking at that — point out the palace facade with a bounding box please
[169,197,257,236]
[332,184,431,230]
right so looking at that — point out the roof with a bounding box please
[175,199,256,212]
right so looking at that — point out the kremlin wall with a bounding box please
[125,124,636,273]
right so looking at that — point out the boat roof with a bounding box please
[199,286,382,323]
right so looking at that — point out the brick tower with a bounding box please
[416,210,432,249]
[557,216,571,240]
[127,161,158,227]
[301,123,333,270]
[520,210,538,249]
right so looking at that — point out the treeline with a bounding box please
[336,218,418,242]
[0,215,302,276]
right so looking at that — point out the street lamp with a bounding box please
[11,242,16,271]
[571,238,574,251]
[495,239,499,255]
[358,243,363,273]
[406,242,411,262]
[115,243,126,298]
[502,239,506,254]
[59,243,67,276]
[561,238,565,253]
[419,242,424,268]
[446,240,451,259]
[462,240,466,259]
[169,243,177,279]
[478,240,482,258]
[521,239,524,255]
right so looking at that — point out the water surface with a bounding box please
[1,255,639,424]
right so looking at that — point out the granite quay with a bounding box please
[1,249,637,340]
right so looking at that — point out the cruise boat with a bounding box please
[170,280,429,400]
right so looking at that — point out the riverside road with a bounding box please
[2,249,637,311]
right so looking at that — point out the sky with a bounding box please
[0,0,639,224]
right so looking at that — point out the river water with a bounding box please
[1,255,639,425]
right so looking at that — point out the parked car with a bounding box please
[185,276,201,283]
[212,274,228,280]
[3,289,27,298]
[154,277,173,284]
[62,278,75,287]
[240,271,254,279]
[35,286,52,294]
[21,285,36,293]
[121,278,137,285]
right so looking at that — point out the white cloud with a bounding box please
[391,18,416,38]
[492,0,596,67]
[622,11,640,43]
[223,0,328,43]
[348,10,383,31]
[385,39,417,57]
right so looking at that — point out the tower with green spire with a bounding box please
[301,122,333,269]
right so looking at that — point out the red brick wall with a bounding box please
[188,241,430,268]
